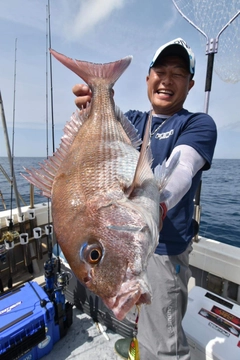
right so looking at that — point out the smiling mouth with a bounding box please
[157,89,173,96]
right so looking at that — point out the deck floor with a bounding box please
[41,306,123,360]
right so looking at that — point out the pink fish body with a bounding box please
[23,50,179,320]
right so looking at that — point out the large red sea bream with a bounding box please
[23,49,179,320]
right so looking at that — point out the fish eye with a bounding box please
[80,242,103,264]
[89,248,102,263]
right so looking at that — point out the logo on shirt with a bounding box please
[155,129,174,140]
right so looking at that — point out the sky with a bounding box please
[0,0,240,159]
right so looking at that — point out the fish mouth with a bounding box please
[103,278,152,321]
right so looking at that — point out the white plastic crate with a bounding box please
[183,286,240,360]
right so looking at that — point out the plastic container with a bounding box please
[0,281,60,360]
[183,286,240,360]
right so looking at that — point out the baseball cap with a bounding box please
[149,38,195,76]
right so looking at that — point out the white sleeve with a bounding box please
[163,144,206,210]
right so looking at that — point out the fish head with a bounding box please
[98,201,159,320]
[53,197,158,321]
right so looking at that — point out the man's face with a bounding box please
[146,56,194,115]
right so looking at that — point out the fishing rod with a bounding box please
[46,2,71,305]
[10,39,18,217]
[48,0,63,274]
[0,91,21,220]
[0,191,7,211]
[0,40,21,288]
[43,2,54,287]
[48,0,55,155]
[12,39,33,277]
[44,1,67,295]
[0,164,27,207]
[46,2,55,260]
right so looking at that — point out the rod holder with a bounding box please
[45,224,53,235]
[33,227,42,239]
[19,233,29,245]
[18,213,25,223]
[28,208,36,220]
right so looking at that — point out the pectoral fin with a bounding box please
[125,112,153,198]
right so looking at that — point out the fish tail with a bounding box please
[50,48,132,88]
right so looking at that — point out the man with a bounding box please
[73,38,217,359]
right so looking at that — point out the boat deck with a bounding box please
[41,280,196,360]
[41,306,123,360]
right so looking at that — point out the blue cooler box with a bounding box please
[0,281,60,360]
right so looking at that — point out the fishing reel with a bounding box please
[44,257,56,278]
[53,271,71,309]
[56,271,70,292]
[44,257,57,296]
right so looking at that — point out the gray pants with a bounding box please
[137,243,192,360]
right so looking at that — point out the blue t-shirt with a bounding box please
[125,108,217,256]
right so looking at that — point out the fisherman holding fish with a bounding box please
[72,39,217,359]
[24,38,217,359]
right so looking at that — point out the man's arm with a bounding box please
[160,144,205,211]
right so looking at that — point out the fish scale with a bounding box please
[71,113,136,193]
[69,134,133,195]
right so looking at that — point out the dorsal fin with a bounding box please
[21,107,90,197]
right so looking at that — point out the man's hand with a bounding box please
[72,84,114,109]
[72,84,92,109]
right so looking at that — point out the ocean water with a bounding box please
[0,157,47,211]
[0,157,239,248]
[200,159,240,247]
